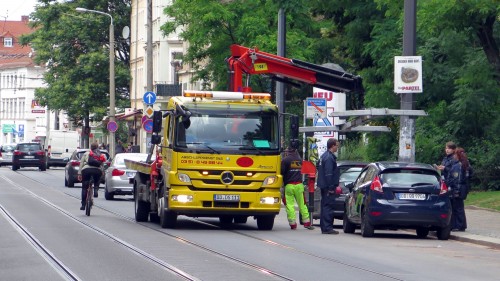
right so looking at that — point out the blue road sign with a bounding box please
[107,121,118,132]
[143,119,153,133]
[143,91,157,105]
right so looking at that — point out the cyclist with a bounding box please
[77,142,105,210]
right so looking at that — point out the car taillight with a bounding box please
[370,176,383,193]
[70,160,80,167]
[36,151,45,156]
[112,169,125,176]
[13,150,22,155]
[439,180,448,195]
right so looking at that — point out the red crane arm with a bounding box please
[227,44,363,93]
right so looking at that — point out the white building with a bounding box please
[0,16,71,147]
[129,0,202,152]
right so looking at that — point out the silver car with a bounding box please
[104,153,152,200]
[0,144,16,167]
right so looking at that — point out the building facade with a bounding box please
[0,16,72,147]
[130,0,202,152]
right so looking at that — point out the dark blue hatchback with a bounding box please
[343,162,452,240]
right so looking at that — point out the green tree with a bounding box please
[20,0,131,147]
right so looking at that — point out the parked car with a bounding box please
[104,153,152,200]
[12,142,47,171]
[0,144,16,167]
[343,162,452,240]
[64,149,111,187]
[312,161,367,220]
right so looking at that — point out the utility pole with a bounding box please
[146,0,153,92]
[398,0,417,162]
[277,8,286,148]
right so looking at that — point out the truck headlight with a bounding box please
[172,195,193,203]
[263,176,277,186]
[178,173,191,183]
[260,197,279,204]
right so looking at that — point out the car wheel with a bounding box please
[343,212,356,234]
[104,185,114,200]
[436,224,451,240]
[64,177,68,187]
[416,227,430,238]
[360,209,374,237]
[67,175,75,187]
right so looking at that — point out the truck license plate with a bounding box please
[214,194,240,202]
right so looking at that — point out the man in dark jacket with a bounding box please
[316,138,340,234]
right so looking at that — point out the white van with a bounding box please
[47,130,80,168]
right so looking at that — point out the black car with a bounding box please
[343,162,452,240]
[12,142,47,171]
[64,149,111,187]
[312,161,367,220]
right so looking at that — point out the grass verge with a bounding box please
[466,191,500,212]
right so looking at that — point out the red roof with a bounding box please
[0,17,37,69]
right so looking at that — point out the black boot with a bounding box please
[80,204,85,210]
[94,189,98,198]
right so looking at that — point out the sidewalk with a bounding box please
[442,206,500,249]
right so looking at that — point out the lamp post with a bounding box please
[76,7,115,157]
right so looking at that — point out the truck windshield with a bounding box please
[175,111,279,153]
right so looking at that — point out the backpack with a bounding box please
[88,150,105,167]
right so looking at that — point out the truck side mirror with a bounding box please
[152,111,162,133]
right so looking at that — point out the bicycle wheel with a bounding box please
[85,182,93,216]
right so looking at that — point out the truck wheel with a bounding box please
[256,215,275,230]
[149,213,160,223]
[160,209,177,228]
[135,189,150,222]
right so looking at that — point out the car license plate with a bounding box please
[214,194,240,202]
[397,193,426,200]
[126,172,136,177]
[24,156,35,159]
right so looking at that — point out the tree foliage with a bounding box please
[20,0,131,146]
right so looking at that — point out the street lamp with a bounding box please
[76,7,115,158]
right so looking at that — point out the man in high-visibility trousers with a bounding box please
[281,146,314,230]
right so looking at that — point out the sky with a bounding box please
[1,0,38,21]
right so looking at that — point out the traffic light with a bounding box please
[152,111,162,133]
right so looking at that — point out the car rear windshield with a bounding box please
[18,144,42,151]
[380,169,439,186]
[1,145,15,152]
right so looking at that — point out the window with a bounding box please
[4,38,13,47]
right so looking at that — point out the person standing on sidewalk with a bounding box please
[437,141,456,181]
[281,146,314,230]
[449,147,472,231]
[316,138,340,234]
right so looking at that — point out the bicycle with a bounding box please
[85,180,94,216]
